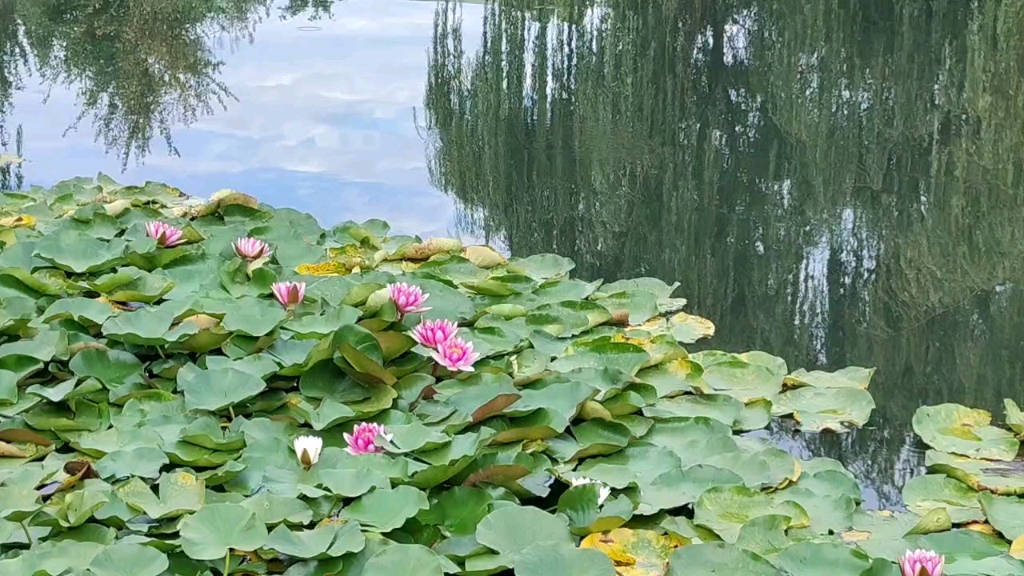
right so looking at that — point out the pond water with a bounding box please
[3,0,1024,509]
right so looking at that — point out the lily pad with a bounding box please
[979,492,1024,541]
[177,367,267,412]
[514,542,615,576]
[925,450,1024,495]
[579,527,680,574]
[912,404,1019,461]
[476,505,573,558]
[694,485,810,542]
[691,352,784,402]
[902,475,983,523]
[784,367,875,389]
[665,543,777,575]
[178,503,269,560]
[341,486,429,532]
[774,387,875,432]
[87,542,169,576]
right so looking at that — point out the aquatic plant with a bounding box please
[430,335,480,372]
[144,220,183,247]
[343,422,391,456]
[0,177,1021,575]
[388,281,431,315]
[410,318,459,349]
[232,237,272,261]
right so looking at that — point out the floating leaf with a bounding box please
[694,485,810,542]
[979,492,1024,541]
[775,387,876,432]
[784,367,875,390]
[341,486,429,532]
[514,542,615,576]
[902,474,983,523]
[87,542,169,576]
[913,403,1019,461]
[579,528,679,575]
[476,506,573,558]
[665,543,777,575]
[178,503,268,560]
[178,367,267,412]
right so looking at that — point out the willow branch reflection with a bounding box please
[425,0,1024,507]
[0,0,345,168]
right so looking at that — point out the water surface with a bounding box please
[4,0,1024,509]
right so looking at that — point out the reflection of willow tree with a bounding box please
[0,0,343,167]
[425,0,1024,507]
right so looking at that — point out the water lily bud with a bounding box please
[293,435,322,468]
[387,282,431,315]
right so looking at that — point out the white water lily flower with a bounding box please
[293,435,323,468]
[570,476,611,505]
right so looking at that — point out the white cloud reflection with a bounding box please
[9,0,484,236]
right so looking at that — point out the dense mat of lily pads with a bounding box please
[0,176,1023,575]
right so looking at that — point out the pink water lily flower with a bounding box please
[233,237,272,261]
[431,336,480,372]
[344,422,393,455]
[271,281,306,309]
[387,282,431,315]
[145,221,184,247]
[899,549,943,576]
[411,319,459,349]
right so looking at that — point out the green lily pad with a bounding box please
[694,485,810,542]
[979,492,1024,541]
[418,486,493,535]
[902,474,983,523]
[178,503,269,560]
[475,506,573,558]
[177,367,267,412]
[506,254,575,280]
[265,522,366,559]
[341,486,429,532]
[925,450,1024,495]
[181,415,246,451]
[690,351,785,402]
[69,348,144,387]
[777,542,872,576]
[1005,399,1024,437]
[41,297,117,327]
[361,543,449,576]
[34,232,125,273]
[117,471,205,519]
[784,366,875,389]
[0,485,42,521]
[221,296,288,336]
[665,543,777,575]
[58,479,112,527]
[87,542,169,576]
[95,446,169,479]
[513,542,615,576]
[775,387,876,432]
[913,403,1019,461]
[241,491,313,525]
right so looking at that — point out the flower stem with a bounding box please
[19,521,32,545]
[224,550,231,575]
[327,496,341,518]
[228,406,235,421]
